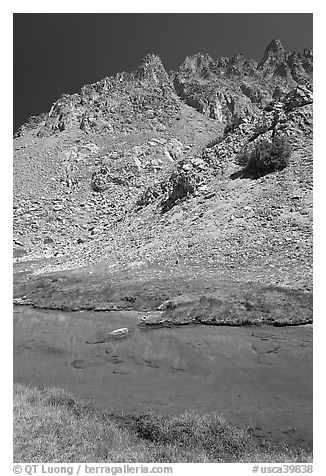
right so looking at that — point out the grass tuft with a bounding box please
[14,384,312,463]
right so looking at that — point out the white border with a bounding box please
[2,3,324,474]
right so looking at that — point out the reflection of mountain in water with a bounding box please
[14,306,312,450]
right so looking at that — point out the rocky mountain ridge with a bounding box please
[15,38,312,139]
[172,38,312,128]
[13,38,313,321]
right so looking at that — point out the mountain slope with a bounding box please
[13,39,313,323]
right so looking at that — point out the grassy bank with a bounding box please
[14,384,312,463]
[14,269,313,326]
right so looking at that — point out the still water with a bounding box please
[13,305,312,446]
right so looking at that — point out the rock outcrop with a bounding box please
[35,55,179,138]
[172,38,312,131]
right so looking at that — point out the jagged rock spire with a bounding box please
[264,38,284,55]
[258,38,285,71]
[184,53,215,69]
[230,52,243,63]
[177,53,216,80]
[134,53,170,84]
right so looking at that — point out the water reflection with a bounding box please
[13,306,217,377]
[13,305,313,446]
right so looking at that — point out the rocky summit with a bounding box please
[13,39,313,325]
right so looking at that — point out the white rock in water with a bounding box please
[108,327,129,336]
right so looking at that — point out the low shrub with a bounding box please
[237,136,291,178]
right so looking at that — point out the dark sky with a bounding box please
[13,13,313,132]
